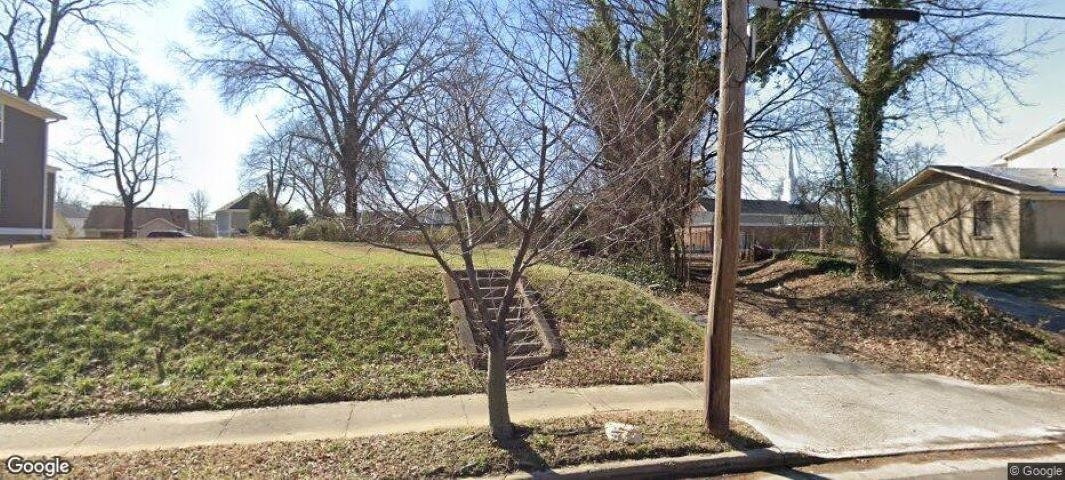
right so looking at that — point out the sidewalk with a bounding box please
[1,374,1062,458]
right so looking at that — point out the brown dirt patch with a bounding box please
[719,259,1063,386]
[69,411,768,479]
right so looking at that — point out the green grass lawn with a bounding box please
[0,239,716,421]
[915,257,1065,310]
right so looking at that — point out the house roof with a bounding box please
[1001,118,1065,162]
[697,198,818,215]
[215,192,259,212]
[0,90,65,121]
[138,217,183,231]
[84,206,190,231]
[56,203,90,219]
[892,165,1065,199]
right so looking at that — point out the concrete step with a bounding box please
[508,341,543,356]
[505,353,551,370]
[508,328,540,343]
[459,277,511,288]
[444,269,563,371]
[485,306,528,319]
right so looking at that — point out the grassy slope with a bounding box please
[518,269,747,386]
[0,240,715,421]
[72,411,768,479]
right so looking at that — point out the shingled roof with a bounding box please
[215,192,260,212]
[697,198,818,215]
[84,206,190,231]
[891,166,1065,200]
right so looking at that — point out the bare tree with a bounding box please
[187,0,458,219]
[64,53,182,238]
[0,0,150,99]
[288,133,343,217]
[189,189,211,236]
[241,126,295,208]
[880,142,941,191]
[354,1,642,440]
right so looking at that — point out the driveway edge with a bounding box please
[478,440,1065,480]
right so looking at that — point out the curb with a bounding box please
[476,440,1065,480]
[474,448,820,480]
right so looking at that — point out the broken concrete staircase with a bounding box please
[443,269,564,370]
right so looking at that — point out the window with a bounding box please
[0,104,5,143]
[894,208,910,238]
[973,200,993,238]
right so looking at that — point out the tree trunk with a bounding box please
[658,221,675,274]
[343,174,359,221]
[849,16,902,280]
[850,94,891,279]
[338,134,360,220]
[485,324,514,440]
[122,205,135,239]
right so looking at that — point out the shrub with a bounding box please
[787,251,856,276]
[287,209,310,227]
[247,220,272,238]
[549,256,681,292]
[290,218,355,242]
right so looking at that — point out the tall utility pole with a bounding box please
[704,0,747,438]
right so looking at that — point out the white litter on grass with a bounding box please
[604,422,644,444]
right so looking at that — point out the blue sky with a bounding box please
[47,0,1065,212]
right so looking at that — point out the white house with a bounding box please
[215,192,256,237]
[993,118,1065,169]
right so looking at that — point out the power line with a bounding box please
[774,0,1065,22]
[921,8,1065,22]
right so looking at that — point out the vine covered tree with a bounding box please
[573,0,807,276]
[810,0,1044,278]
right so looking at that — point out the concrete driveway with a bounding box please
[916,256,1065,333]
[731,374,1065,459]
[965,285,1065,333]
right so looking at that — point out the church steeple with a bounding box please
[782,149,798,204]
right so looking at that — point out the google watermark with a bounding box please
[4,456,71,478]
[1010,463,1065,480]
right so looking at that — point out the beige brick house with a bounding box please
[887,165,1065,259]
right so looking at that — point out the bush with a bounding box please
[247,220,272,238]
[786,251,855,276]
[287,209,310,227]
[290,218,355,242]
[549,256,681,292]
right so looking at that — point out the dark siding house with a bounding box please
[84,206,191,238]
[0,91,65,243]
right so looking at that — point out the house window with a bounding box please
[973,200,993,238]
[894,207,909,238]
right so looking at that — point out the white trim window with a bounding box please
[0,104,5,143]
